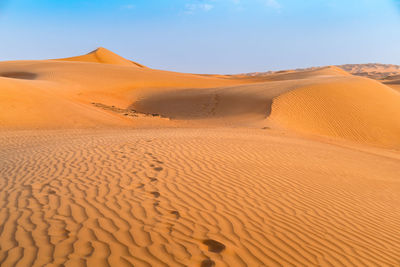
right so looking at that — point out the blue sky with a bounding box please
[0,0,399,73]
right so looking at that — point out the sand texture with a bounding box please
[1,49,400,266]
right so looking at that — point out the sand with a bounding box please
[0,48,399,266]
[339,63,400,81]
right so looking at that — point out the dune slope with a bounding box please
[270,77,400,148]
[0,56,245,129]
[130,66,351,123]
[0,77,135,129]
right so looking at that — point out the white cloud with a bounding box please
[121,4,135,10]
[184,0,281,14]
[264,0,281,9]
[185,3,214,14]
[202,3,214,11]
[231,0,282,10]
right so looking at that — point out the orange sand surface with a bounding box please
[0,49,399,266]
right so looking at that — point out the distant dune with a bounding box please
[339,63,400,81]
[246,63,400,84]
[1,49,399,266]
[339,64,400,94]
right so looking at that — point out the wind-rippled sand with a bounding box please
[1,129,399,266]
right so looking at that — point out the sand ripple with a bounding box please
[0,129,399,266]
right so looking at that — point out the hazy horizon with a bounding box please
[1,0,399,74]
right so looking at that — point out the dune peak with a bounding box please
[57,47,147,68]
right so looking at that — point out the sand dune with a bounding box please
[247,63,400,82]
[339,63,400,81]
[0,53,246,129]
[133,68,400,148]
[3,52,400,148]
[242,66,350,81]
[1,49,400,266]
[0,74,134,129]
[132,75,342,124]
[270,76,400,148]
[58,47,147,68]
[384,76,400,85]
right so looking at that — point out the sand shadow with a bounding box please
[1,72,38,80]
[170,210,181,219]
[201,259,215,267]
[151,191,160,198]
[203,239,226,253]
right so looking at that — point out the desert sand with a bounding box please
[0,48,399,266]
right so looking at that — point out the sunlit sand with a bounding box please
[0,48,399,266]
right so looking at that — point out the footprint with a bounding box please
[155,160,164,164]
[153,201,160,207]
[168,223,174,234]
[154,167,163,172]
[171,211,181,219]
[149,178,158,182]
[201,259,215,267]
[203,239,226,253]
[137,183,145,189]
[48,190,56,195]
[151,191,160,198]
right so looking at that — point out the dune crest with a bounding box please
[58,47,147,67]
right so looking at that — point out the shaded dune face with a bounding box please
[133,73,400,148]
[131,67,352,122]
[0,72,37,80]
[131,78,318,121]
[384,79,400,85]
[132,87,273,120]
